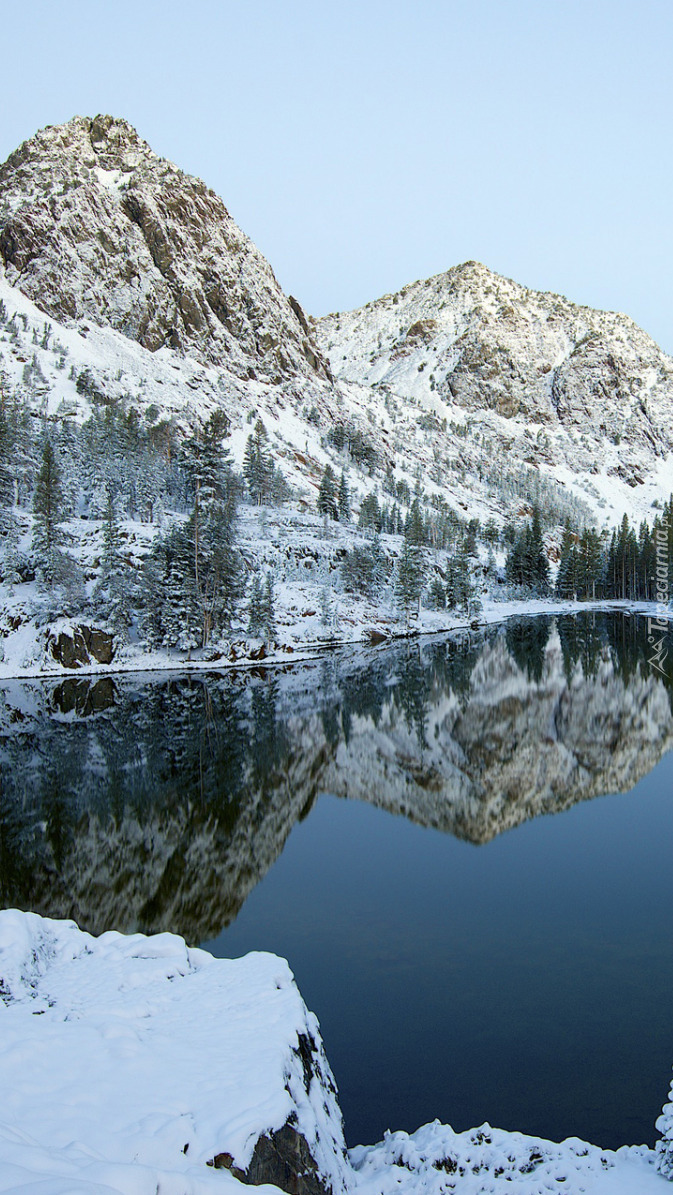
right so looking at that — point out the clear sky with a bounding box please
[1,0,672,350]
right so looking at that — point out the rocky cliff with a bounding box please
[0,114,331,385]
[0,116,671,526]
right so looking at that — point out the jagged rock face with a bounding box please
[48,625,114,668]
[0,115,331,384]
[316,261,673,469]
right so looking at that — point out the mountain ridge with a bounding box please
[0,112,671,670]
[0,114,332,386]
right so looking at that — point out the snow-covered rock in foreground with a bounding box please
[353,1121,668,1195]
[0,912,670,1195]
[657,1080,673,1180]
[0,910,349,1195]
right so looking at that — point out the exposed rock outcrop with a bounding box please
[0,115,331,385]
[316,260,673,491]
[48,624,114,668]
[1,116,671,524]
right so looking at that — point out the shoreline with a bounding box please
[0,598,670,683]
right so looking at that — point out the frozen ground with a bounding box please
[0,912,671,1195]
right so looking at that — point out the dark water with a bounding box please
[1,612,672,1150]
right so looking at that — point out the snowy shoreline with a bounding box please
[0,911,671,1195]
[0,598,669,683]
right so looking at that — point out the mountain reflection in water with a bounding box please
[1,612,671,943]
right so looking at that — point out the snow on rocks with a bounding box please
[352,1121,668,1195]
[657,1074,673,1180]
[0,910,350,1195]
[316,261,673,525]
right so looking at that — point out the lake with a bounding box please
[1,611,672,1151]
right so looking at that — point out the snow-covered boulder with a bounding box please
[0,910,351,1195]
[353,1121,667,1195]
[657,1075,673,1180]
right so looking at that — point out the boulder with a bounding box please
[49,625,114,668]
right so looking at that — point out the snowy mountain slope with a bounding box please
[0,114,331,386]
[0,116,672,678]
[1,114,671,537]
[316,261,673,522]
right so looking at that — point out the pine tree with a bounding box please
[396,538,424,619]
[529,506,550,594]
[446,543,474,612]
[32,440,64,585]
[358,491,382,533]
[262,576,276,641]
[405,498,426,546]
[0,407,14,527]
[243,418,272,504]
[637,521,655,601]
[341,534,386,599]
[317,465,338,520]
[556,523,579,599]
[506,507,549,595]
[427,577,447,609]
[183,412,242,646]
[338,470,351,521]
[464,518,480,556]
[247,573,265,636]
[578,528,604,600]
[2,509,22,591]
[159,524,202,651]
[247,571,275,641]
[320,582,334,629]
[95,487,132,639]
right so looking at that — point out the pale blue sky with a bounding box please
[2,1,672,350]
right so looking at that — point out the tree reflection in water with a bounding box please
[0,612,671,941]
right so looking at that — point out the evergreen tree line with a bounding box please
[505,506,550,595]
[504,501,673,602]
[556,502,673,601]
[339,520,480,617]
[319,462,483,555]
[0,398,284,648]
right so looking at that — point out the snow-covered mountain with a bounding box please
[0,114,331,385]
[1,113,671,530]
[1,116,672,675]
[316,261,673,519]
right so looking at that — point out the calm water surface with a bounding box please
[1,612,672,1150]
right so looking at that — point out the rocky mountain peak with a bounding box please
[0,115,332,385]
[316,258,673,487]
